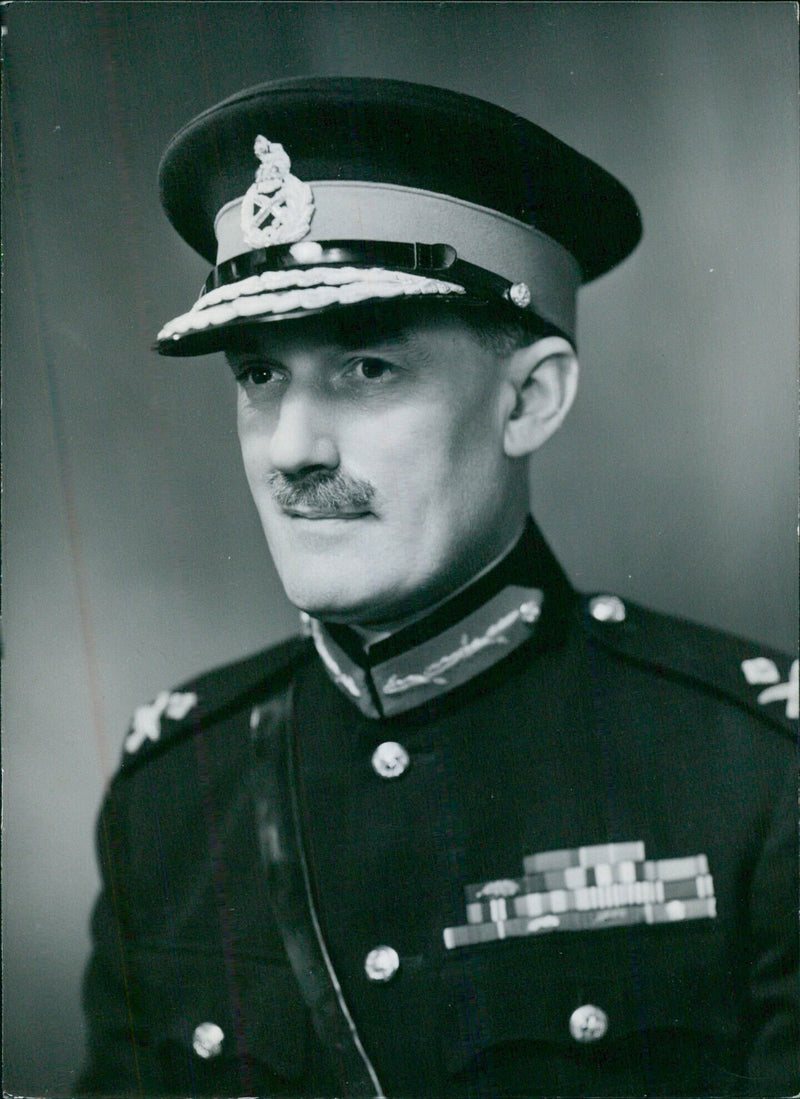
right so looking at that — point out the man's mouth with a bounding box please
[282,507,371,520]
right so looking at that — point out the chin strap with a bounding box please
[249,683,385,1098]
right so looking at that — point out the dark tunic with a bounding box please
[77,525,798,1097]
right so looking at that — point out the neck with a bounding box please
[349,520,526,646]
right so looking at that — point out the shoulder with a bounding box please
[117,634,313,773]
[578,592,797,741]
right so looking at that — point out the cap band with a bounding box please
[204,241,514,297]
[217,180,580,332]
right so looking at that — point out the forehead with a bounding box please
[224,301,492,360]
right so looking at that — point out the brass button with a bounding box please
[569,1004,608,1043]
[371,741,410,779]
[192,1020,224,1058]
[589,594,626,623]
[364,945,400,982]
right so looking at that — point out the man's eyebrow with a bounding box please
[336,326,439,372]
[222,313,443,374]
[224,349,284,377]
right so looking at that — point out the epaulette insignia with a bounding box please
[741,657,798,720]
[124,690,199,755]
[581,593,797,736]
[118,635,311,767]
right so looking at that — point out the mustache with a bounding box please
[267,469,376,512]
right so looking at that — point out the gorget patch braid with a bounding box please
[382,599,542,696]
[308,585,545,718]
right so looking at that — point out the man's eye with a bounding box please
[238,365,276,385]
[350,357,394,381]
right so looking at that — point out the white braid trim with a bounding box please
[157,267,465,342]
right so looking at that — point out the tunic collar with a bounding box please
[306,519,575,719]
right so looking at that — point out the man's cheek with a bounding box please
[239,428,273,481]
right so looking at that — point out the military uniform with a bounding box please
[78,78,797,1096]
[77,522,797,1097]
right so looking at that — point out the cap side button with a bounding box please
[589,595,626,623]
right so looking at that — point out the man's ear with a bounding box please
[502,336,579,458]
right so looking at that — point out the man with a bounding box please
[77,77,797,1097]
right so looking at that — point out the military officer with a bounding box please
[77,78,798,1097]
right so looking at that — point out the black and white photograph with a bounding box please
[2,3,797,1095]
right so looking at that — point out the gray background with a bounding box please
[2,2,797,1092]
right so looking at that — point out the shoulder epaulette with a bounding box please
[580,593,798,741]
[118,634,312,769]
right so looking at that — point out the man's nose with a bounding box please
[268,388,339,474]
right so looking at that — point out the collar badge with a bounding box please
[240,135,315,249]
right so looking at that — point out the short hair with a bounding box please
[343,297,569,358]
[453,301,570,358]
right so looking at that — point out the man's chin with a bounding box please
[288,589,375,623]
[283,577,406,628]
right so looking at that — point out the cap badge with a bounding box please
[240,135,314,249]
